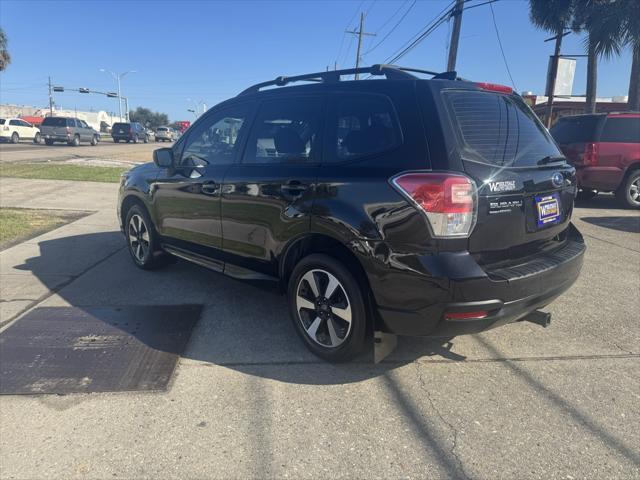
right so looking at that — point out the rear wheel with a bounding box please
[616,170,640,209]
[114,138,119,143]
[33,132,41,144]
[11,132,18,144]
[133,134,139,144]
[576,189,598,201]
[143,135,148,144]
[288,254,367,362]
[125,205,165,269]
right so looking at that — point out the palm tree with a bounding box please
[0,28,10,72]
[572,0,623,113]
[529,0,575,126]
[619,0,640,110]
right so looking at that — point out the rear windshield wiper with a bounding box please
[537,155,566,165]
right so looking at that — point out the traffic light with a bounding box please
[106,92,118,98]
[78,88,90,93]
[53,86,64,92]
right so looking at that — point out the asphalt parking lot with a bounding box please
[0,177,638,479]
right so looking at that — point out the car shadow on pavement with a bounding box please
[580,216,640,233]
[12,231,466,386]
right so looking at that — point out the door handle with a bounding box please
[201,181,218,195]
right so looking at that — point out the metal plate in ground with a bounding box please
[0,305,202,395]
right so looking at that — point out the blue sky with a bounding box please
[0,0,633,121]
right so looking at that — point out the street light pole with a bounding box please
[100,69,136,122]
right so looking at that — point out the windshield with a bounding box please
[444,90,561,167]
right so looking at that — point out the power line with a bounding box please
[362,0,418,57]
[374,0,410,33]
[384,1,455,65]
[489,2,517,90]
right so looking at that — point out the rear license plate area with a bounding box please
[535,193,561,228]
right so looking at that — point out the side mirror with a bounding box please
[153,148,173,168]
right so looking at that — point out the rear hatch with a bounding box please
[113,123,131,136]
[40,117,69,136]
[549,114,605,166]
[432,84,577,256]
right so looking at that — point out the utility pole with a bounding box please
[446,0,464,71]
[48,76,54,116]
[346,12,376,79]
[544,30,570,127]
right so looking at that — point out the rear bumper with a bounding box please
[576,166,623,191]
[373,223,585,337]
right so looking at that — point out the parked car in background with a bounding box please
[118,65,585,362]
[0,118,41,144]
[112,122,149,143]
[154,126,176,142]
[39,117,99,146]
[551,112,640,208]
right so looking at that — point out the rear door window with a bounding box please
[42,117,67,127]
[550,116,602,144]
[444,90,561,167]
[242,97,323,164]
[324,93,401,163]
[600,117,640,143]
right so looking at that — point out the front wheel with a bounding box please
[34,132,41,144]
[133,135,139,144]
[288,254,367,362]
[125,205,165,269]
[616,170,640,209]
[143,135,148,144]
[90,135,98,146]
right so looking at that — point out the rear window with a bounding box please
[550,116,602,144]
[157,127,168,132]
[600,117,640,143]
[113,123,130,129]
[445,90,561,167]
[0,119,5,125]
[42,117,68,127]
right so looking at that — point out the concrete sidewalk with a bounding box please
[0,178,122,325]
[0,179,638,479]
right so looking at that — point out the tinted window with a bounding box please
[180,105,250,166]
[243,97,322,164]
[113,123,129,130]
[445,91,561,167]
[42,117,68,127]
[9,120,20,126]
[325,94,400,163]
[157,127,168,132]
[0,119,5,125]
[550,115,602,144]
[600,117,640,143]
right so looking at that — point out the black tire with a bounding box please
[616,169,640,209]
[124,204,165,270]
[44,139,54,146]
[133,134,139,144]
[126,139,131,143]
[114,138,120,143]
[68,134,80,147]
[90,135,98,146]
[288,254,367,362]
[34,132,41,144]
[11,132,19,144]
[576,189,598,201]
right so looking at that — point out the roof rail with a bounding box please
[238,64,460,96]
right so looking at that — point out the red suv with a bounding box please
[550,112,640,208]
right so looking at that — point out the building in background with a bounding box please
[523,94,630,125]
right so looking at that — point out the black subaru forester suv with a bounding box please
[118,65,585,362]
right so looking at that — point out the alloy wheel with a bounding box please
[128,214,150,263]
[296,269,352,348]
[629,177,640,206]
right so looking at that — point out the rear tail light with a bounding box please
[476,82,513,94]
[583,142,598,166]
[391,172,478,238]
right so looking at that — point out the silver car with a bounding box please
[155,126,175,142]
